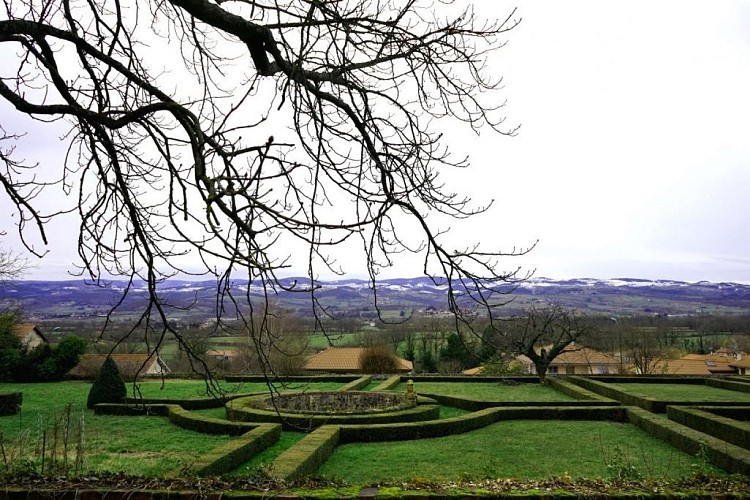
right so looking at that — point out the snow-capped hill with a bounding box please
[2,276,749,318]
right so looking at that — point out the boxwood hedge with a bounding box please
[627,406,750,475]
[272,425,341,481]
[337,376,372,391]
[190,424,282,477]
[667,406,750,450]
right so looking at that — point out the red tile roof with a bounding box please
[304,347,413,373]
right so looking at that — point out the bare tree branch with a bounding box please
[0,0,528,389]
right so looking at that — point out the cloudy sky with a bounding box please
[2,1,749,283]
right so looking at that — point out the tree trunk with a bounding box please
[536,362,548,384]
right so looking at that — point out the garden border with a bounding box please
[226,393,439,430]
[568,376,750,413]
[666,406,750,450]
[371,375,401,391]
[627,406,750,475]
[337,375,372,391]
[268,405,629,481]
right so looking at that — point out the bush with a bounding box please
[87,356,127,409]
[0,316,86,382]
[0,392,22,415]
[0,314,21,382]
[359,344,399,374]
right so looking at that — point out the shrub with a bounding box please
[87,356,127,409]
[0,392,22,415]
[359,344,399,374]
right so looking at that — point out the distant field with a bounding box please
[307,332,359,350]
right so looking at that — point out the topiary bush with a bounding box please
[87,356,127,409]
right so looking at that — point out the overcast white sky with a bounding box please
[2,1,749,283]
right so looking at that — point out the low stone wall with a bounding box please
[252,391,414,415]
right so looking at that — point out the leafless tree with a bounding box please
[501,305,594,384]
[622,323,668,375]
[0,245,27,284]
[0,0,528,389]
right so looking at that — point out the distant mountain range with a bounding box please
[2,277,750,320]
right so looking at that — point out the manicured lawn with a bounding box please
[0,381,232,476]
[318,420,721,482]
[609,383,750,401]
[0,379,343,476]
[397,381,575,402]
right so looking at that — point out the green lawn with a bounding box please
[0,381,232,476]
[397,381,576,402]
[0,379,739,482]
[609,383,750,402]
[318,420,721,482]
[0,379,342,477]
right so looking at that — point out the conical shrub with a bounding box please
[87,356,126,409]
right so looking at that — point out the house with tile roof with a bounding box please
[68,353,170,380]
[730,356,750,375]
[304,347,413,374]
[653,353,738,375]
[11,323,48,350]
[514,344,623,376]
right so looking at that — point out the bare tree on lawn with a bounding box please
[502,306,593,384]
[0,0,528,390]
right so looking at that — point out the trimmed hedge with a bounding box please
[338,406,628,443]
[372,375,402,391]
[569,376,750,414]
[667,406,750,450]
[408,375,539,383]
[587,376,706,385]
[548,378,619,404]
[93,403,171,416]
[569,377,680,413]
[627,406,750,475]
[0,392,22,416]
[419,392,614,412]
[123,393,258,410]
[94,403,260,436]
[191,424,282,477]
[168,406,258,435]
[227,394,439,430]
[337,376,372,391]
[225,375,362,383]
[339,407,502,443]
[272,425,341,481]
[725,376,750,385]
[704,407,750,421]
[706,378,750,394]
